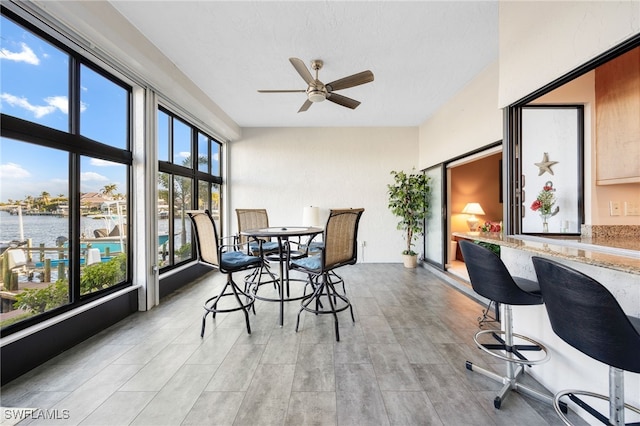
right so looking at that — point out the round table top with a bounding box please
[241,226,323,238]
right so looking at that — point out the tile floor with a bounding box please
[0,263,588,425]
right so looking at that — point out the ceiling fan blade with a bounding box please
[326,70,374,92]
[258,89,306,93]
[327,93,361,109]
[298,99,313,113]
[289,57,315,85]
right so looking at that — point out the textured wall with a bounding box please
[228,127,419,262]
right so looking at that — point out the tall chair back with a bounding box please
[189,209,221,268]
[323,208,364,270]
[236,209,269,246]
[459,240,542,305]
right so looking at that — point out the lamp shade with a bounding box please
[302,206,321,227]
[461,202,485,232]
[461,203,485,216]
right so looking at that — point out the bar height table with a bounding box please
[241,226,323,326]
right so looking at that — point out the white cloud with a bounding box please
[81,171,109,182]
[0,162,31,179]
[90,158,119,167]
[1,93,55,118]
[0,93,78,118]
[44,95,69,114]
[0,42,39,65]
[178,151,190,158]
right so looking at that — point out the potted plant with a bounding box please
[387,169,431,268]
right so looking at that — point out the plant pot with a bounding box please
[402,253,418,268]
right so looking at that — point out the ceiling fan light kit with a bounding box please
[258,57,374,112]
[307,91,326,103]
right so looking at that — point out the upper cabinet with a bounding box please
[595,47,640,185]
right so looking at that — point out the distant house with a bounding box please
[80,192,113,212]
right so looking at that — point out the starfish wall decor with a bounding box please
[534,152,558,176]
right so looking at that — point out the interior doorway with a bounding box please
[446,144,502,281]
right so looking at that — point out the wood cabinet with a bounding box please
[595,47,640,185]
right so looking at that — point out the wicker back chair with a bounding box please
[235,209,280,294]
[236,209,275,249]
[323,209,361,269]
[290,208,364,341]
[187,210,261,337]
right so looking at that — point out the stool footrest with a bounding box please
[568,393,610,425]
[482,343,542,351]
[474,329,550,365]
[555,390,640,426]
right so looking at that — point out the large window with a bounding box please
[157,107,222,271]
[0,11,132,332]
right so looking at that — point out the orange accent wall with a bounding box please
[450,152,503,233]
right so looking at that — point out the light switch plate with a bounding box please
[624,201,640,216]
[610,201,621,216]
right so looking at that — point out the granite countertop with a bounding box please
[452,231,640,276]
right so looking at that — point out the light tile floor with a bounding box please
[1,263,588,425]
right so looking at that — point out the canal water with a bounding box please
[1,211,175,284]
[0,211,174,248]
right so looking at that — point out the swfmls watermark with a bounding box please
[1,407,70,425]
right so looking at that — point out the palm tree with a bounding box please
[101,184,117,199]
[24,195,34,209]
[158,155,207,248]
[40,191,50,207]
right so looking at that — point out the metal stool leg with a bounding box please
[465,305,557,410]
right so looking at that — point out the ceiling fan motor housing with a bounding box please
[306,84,327,102]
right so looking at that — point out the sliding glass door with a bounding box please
[424,164,444,268]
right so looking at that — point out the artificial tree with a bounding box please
[387,169,430,266]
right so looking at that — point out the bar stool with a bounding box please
[290,208,364,341]
[532,257,640,426]
[236,209,279,293]
[187,210,261,337]
[459,240,557,410]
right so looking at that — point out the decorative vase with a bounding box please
[541,214,550,233]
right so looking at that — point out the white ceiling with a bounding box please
[109,1,498,128]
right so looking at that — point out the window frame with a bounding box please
[0,8,134,335]
[157,105,223,273]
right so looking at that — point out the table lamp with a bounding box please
[462,202,485,232]
[302,206,321,227]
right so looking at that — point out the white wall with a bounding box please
[499,1,640,107]
[418,61,502,169]
[228,127,419,262]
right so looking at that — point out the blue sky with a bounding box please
[0,15,127,203]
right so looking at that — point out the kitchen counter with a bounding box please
[452,232,640,275]
[451,230,640,422]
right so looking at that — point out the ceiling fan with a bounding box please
[258,58,374,113]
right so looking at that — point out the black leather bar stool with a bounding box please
[532,257,640,426]
[459,240,557,410]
